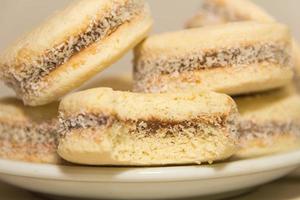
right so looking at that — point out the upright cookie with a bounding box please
[236,85,300,158]
[58,88,238,166]
[185,0,300,77]
[0,98,60,163]
[134,22,293,95]
[0,0,152,106]
[185,0,274,28]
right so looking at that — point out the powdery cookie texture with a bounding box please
[0,0,153,106]
[0,98,60,164]
[235,84,300,158]
[58,88,238,166]
[133,22,293,95]
[185,0,300,78]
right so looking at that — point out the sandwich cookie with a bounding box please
[235,85,300,158]
[0,98,60,163]
[185,0,300,78]
[134,22,293,95]
[0,0,153,106]
[185,0,275,28]
[58,88,238,166]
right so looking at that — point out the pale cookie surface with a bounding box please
[235,84,300,158]
[134,22,293,95]
[58,88,238,166]
[0,0,153,106]
[0,98,60,164]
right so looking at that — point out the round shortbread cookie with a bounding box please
[235,84,300,158]
[58,88,238,166]
[0,98,60,164]
[134,22,293,95]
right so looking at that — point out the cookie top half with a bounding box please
[59,88,237,122]
[135,22,290,57]
[236,84,300,122]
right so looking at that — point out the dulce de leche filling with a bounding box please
[134,42,291,82]
[58,113,237,139]
[4,0,144,96]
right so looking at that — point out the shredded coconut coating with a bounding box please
[59,113,238,140]
[238,120,300,147]
[2,0,144,98]
[133,42,291,92]
[0,120,58,156]
[59,113,113,134]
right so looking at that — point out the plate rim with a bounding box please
[0,150,300,183]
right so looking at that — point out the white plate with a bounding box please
[0,150,300,200]
[289,167,300,177]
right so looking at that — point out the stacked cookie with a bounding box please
[0,98,59,163]
[58,88,238,165]
[181,0,300,158]
[0,0,298,166]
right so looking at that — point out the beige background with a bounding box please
[0,0,300,96]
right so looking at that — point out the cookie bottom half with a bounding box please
[58,124,237,166]
[134,64,293,95]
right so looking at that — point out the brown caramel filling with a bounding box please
[134,43,290,80]
[59,113,236,138]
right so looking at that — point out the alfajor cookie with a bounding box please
[235,85,300,158]
[133,22,293,95]
[0,98,60,163]
[58,88,238,166]
[0,0,152,106]
[185,0,300,77]
[185,0,275,28]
